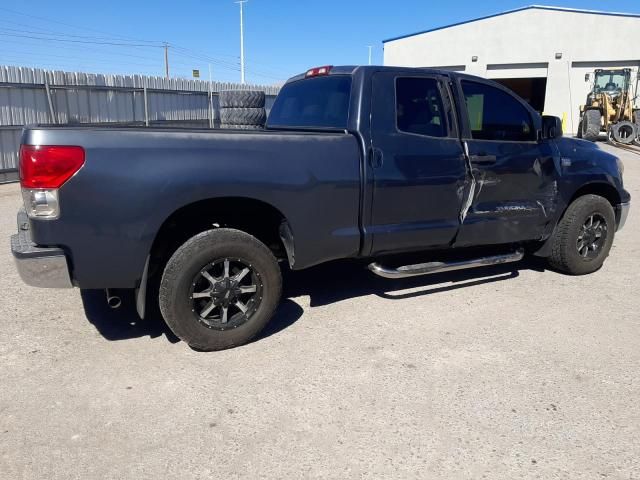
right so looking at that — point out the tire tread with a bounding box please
[220,107,266,126]
[582,109,601,141]
[159,228,281,351]
[548,194,615,275]
[219,90,265,108]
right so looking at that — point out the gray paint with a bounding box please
[24,126,362,289]
[15,67,630,291]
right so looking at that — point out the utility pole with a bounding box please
[164,42,169,78]
[368,46,372,66]
[236,0,247,84]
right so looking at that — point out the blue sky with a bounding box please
[1,1,639,85]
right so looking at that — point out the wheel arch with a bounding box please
[533,181,620,258]
[568,181,621,208]
[149,196,292,270]
[134,196,293,319]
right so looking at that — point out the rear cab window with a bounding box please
[267,76,352,129]
[396,77,448,138]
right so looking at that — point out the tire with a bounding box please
[581,109,601,141]
[576,120,583,138]
[219,90,265,108]
[611,121,638,145]
[548,194,615,275]
[159,228,282,351]
[219,124,263,130]
[220,107,266,126]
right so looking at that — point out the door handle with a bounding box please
[470,154,497,164]
[370,148,384,168]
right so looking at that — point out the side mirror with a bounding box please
[585,73,590,82]
[542,115,563,139]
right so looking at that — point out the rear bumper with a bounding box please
[10,210,73,288]
[617,202,630,231]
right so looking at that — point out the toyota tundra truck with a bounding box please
[11,66,630,350]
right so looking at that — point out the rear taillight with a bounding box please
[20,145,85,189]
[19,145,84,219]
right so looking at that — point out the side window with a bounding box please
[396,77,447,138]
[461,80,535,141]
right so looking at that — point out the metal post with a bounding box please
[208,64,214,128]
[236,0,247,84]
[44,74,57,124]
[164,43,170,78]
[143,86,149,127]
[368,46,372,65]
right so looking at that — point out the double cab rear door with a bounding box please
[367,71,557,255]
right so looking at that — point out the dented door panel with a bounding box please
[454,140,559,246]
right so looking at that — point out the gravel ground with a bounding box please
[1,143,639,480]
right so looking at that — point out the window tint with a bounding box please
[267,76,351,129]
[461,80,535,141]
[396,77,447,137]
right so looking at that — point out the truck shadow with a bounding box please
[80,256,545,346]
[80,289,304,345]
[80,289,178,342]
[282,256,547,307]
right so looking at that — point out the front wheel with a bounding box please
[548,195,615,275]
[159,228,282,351]
[581,109,601,142]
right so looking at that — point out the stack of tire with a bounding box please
[219,90,266,130]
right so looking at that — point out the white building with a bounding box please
[383,5,640,134]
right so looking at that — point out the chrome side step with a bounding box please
[368,249,525,279]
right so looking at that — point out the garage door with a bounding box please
[483,63,549,112]
[485,62,548,79]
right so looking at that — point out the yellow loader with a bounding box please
[579,68,639,144]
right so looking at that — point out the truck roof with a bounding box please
[284,65,461,84]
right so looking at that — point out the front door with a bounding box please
[453,78,558,247]
[368,72,467,255]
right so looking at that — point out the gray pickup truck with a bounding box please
[11,66,630,350]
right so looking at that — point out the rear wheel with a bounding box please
[548,195,615,275]
[581,109,602,142]
[159,228,282,351]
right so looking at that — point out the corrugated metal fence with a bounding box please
[0,65,280,182]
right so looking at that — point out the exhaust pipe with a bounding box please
[368,249,524,279]
[105,289,122,309]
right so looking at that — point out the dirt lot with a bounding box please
[1,143,639,479]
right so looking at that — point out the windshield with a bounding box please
[267,76,352,129]
[594,71,627,93]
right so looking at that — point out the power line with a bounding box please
[0,6,289,82]
[0,21,162,46]
[0,6,163,45]
[0,31,164,47]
